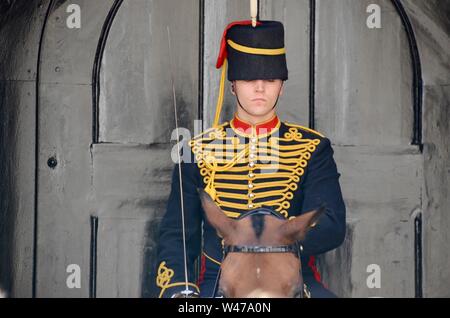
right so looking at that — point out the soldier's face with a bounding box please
[232,79,284,118]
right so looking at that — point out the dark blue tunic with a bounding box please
[153,119,346,298]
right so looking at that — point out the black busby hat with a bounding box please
[223,21,288,81]
[213,20,288,127]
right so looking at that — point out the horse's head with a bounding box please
[199,189,324,298]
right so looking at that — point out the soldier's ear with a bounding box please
[279,206,325,242]
[230,82,236,95]
[198,188,236,238]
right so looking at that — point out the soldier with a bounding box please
[153,20,346,298]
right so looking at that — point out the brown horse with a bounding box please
[199,189,324,298]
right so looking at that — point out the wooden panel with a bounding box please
[92,143,173,297]
[99,0,199,144]
[315,0,413,146]
[321,145,422,297]
[37,0,115,297]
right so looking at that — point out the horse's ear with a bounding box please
[280,206,326,242]
[198,188,236,238]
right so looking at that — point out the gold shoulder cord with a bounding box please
[189,123,247,201]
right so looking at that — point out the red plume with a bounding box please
[215,20,262,69]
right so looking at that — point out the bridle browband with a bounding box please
[223,245,300,255]
[223,208,301,258]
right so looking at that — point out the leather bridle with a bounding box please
[212,207,306,298]
[223,208,301,258]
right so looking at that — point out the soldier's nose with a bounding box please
[255,82,265,92]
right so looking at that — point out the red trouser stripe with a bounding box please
[197,254,207,286]
[307,256,323,283]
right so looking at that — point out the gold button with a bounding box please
[248,193,255,198]
[248,204,254,209]
[248,183,254,189]
[249,154,255,159]
[248,173,255,178]
[251,138,257,143]
[250,145,256,151]
[249,162,255,168]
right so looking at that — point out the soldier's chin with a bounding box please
[251,100,267,108]
[247,105,271,116]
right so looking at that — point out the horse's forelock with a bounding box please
[250,214,265,239]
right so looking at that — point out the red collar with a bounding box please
[231,114,280,137]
